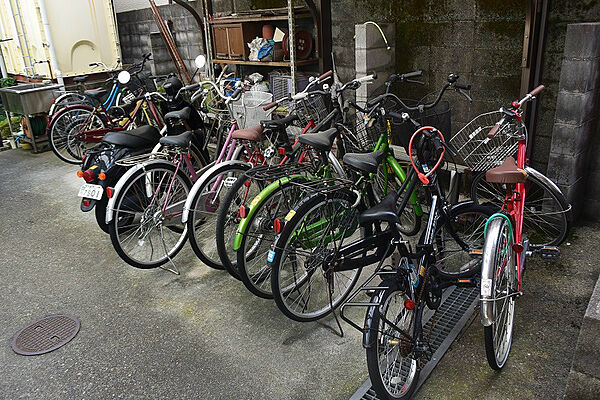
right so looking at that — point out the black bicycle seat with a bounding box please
[164,107,191,121]
[298,128,337,151]
[73,75,89,83]
[84,88,108,100]
[343,150,385,174]
[102,126,161,148]
[359,193,399,225]
[159,130,193,147]
[261,114,298,130]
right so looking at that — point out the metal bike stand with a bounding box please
[349,286,479,400]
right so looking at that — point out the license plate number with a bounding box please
[78,183,103,200]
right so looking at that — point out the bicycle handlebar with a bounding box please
[488,84,545,138]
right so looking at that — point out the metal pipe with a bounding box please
[38,0,64,87]
[13,0,35,75]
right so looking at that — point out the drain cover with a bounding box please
[11,314,80,356]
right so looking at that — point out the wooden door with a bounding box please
[227,25,245,60]
[212,26,229,59]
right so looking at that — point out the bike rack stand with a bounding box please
[349,286,479,400]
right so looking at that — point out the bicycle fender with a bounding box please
[231,175,303,251]
[524,166,572,221]
[480,216,511,327]
[181,160,252,224]
[105,159,178,224]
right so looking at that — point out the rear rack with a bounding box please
[115,152,170,167]
[243,163,313,181]
[287,177,354,195]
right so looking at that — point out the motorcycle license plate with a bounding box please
[78,183,103,200]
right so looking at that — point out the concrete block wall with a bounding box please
[116,2,206,78]
[546,23,600,220]
[565,277,600,399]
[355,23,395,106]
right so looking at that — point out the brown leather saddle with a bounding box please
[231,124,264,142]
[485,156,528,184]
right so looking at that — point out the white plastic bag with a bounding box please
[248,37,268,61]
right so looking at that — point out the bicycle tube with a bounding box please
[386,155,423,216]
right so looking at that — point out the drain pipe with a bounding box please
[38,0,64,87]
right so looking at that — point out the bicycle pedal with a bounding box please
[539,246,560,259]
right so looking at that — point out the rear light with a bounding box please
[82,169,96,182]
[83,200,90,207]
[512,243,524,253]
[98,172,106,181]
[404,299,415,310]
[76,170,84,178]
[239,205,247,218]
[106,187,114,198]
[81,154,86,163]
[278,147,286,155]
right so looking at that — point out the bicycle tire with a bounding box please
[94,197,110,234]
[235,177,308,298]
[270,189,363,322]
[470,171,570,246]
[48,105,107,164]
[366,285,420,400]
[108,161,192,269]
[482,217,517,370]
[187,163,252,270]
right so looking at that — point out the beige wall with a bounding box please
[0,0,122,78]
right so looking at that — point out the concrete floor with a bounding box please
[0,149,597,399]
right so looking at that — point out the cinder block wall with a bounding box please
[116,3,206,76]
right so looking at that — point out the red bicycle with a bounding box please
[478,85,571,370]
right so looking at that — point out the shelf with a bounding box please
[212,58,318,67]
[210,10,312,24]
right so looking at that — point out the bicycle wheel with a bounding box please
[470,171,570,246]
[270,189,363,322]
[366,286,419,399]
[372,163,421,236]
[108,162,192,268]
[236,178,308,298]
[434,202,494,278]
[49,106,106,164]
[215,171,265,279]
[482,217,517,370]
[187,163,251,270]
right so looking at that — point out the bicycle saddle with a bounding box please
[164,107,191,121]
[261,114,298,130]
[84,88,108,100]
[73,75,88,83]
[232,125,264,142]
[298,128,337,151]
[159,130,194,147]
[343,151,385,174]
[103,126,161,148]
[359,193,399,225]
[485,156,528,184]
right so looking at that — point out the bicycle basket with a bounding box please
[231,91,273,129]
[294,93,330,127]
[449,110,520,171]
[390,100,451,152]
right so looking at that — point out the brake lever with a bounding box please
[442,140,458,157]
[405,79,426,86]
[456,88,472,103]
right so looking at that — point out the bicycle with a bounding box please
[102,81,243,270]
[192,71,335,275]
[478,86,571,370]
[48,54,161,164]
[267,73,478,323]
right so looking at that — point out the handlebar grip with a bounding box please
[388,111,404,122]
[455,82,471,90]
[403,70,423,79]
[231,86,244,99]
[432,135,445,159]
[183,83,201,91]
[263,101,278,111]
[366,94,386,109]
[89,63,98,67]
[318,70,333,81]
[530,85,545,96]
[488,123,501,139]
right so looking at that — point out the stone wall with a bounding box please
[547,23,600,220]
[116,3,206,76]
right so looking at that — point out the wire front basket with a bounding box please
[449,110,521,171]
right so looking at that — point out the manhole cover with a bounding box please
[11,314,80,356]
